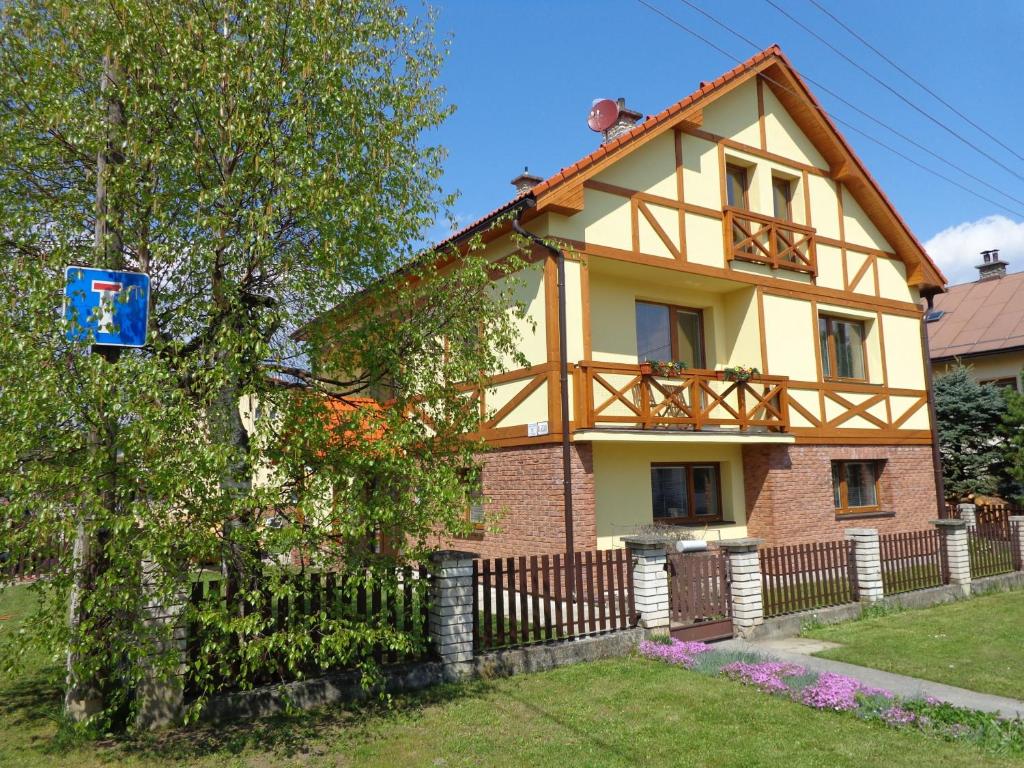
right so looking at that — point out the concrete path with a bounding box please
[716,636,1024,719]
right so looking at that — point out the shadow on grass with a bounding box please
[0,663,64,730]
[121,678,497,764]
[4,662,500,765]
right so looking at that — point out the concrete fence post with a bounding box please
[957,502,977,530]
[135,559,188,730]
[428,550,477,681]
[934,519,971,595]
[845,528,884,602]
[1009,516,1024,570]
[718,538,764,639]
[621,536,670,632]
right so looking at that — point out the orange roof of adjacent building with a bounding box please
[928,271,1024,359]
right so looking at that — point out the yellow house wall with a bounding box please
[762,294,817,379]
[935,352,1024,392]
[701,79,761,149]
[592,441,747,549]
[762,86,828,169]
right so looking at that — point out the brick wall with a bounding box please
[436,443,596,559]
[742,443,939,545]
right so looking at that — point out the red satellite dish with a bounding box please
[588,98,619,132]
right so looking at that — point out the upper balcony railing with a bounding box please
[723,206,817,277]
[574,361,790,433]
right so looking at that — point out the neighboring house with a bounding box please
[927,250,1024,393]
[317,45,948,554]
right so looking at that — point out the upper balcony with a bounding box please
[574,361,790,436]
[724,206,817,277]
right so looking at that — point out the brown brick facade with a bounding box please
[742,443,939,546]
[440,443,596,560]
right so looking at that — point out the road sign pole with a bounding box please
[66,50,125,722]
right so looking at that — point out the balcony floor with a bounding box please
[573,428,796,445]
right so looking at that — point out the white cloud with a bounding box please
[923,215,1024,285]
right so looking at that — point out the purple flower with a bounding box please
[638,639,712,668]
[721,661,806,694]
[801,672,869,711]
[882,706,917,725]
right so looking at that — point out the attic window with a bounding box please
[923,309,945,323]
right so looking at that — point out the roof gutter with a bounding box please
[512,200,576,592]
[920,291,948,510]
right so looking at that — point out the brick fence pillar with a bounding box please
[135,559,187,730]
[957,502,977,530]
[934,519,971,594]
[429,550,477,681]
[845,528,883,602]
[622,536,669,632]
[1009,516,1024,570]
[719,539,764,639]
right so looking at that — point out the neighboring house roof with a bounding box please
[434,44,945,290]
[927,271,1024,360]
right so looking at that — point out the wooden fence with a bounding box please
[760,539,857,617]
[1,541,61,583]
[879,529,948,594]
[186,565,431,697]
[472,549,636,652]
[968,522,1021,579]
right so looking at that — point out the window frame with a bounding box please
[819,314,869,382]
[650,461,724,525]
[725,163,750,210]
[832,460,883,516]
[635,300,707,368]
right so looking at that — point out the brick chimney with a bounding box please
[603,97,643,143]
[976,249,1008,281]
[510,166,543,195]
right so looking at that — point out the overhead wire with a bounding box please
[669,0,1024,213]
[630,0,1024,219]
[762,0,1024,184]
[805,0,1024,166]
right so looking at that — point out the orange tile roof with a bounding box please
[928,271,1024,359]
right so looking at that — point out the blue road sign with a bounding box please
[64,266,150,348]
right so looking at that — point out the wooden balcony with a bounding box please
[724,206,817,276]
[575,361,790,433]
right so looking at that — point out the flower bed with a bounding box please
[639,639,1024,755]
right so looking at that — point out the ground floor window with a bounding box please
[831,460,882,515]
[651,463,722,524]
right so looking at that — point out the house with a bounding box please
[318,45,949,554]
[927,250,1024,393]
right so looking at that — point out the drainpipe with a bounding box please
[512,201,576,584]
[920,289,948,516]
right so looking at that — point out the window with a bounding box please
[651,463,722,524]
[819,315,867,381]
[460,470,485,527]
[635,301,705,367]
[832,460,882,515]
[725,164,749,209]
[772,176,793,221]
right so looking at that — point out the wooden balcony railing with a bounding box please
[575,362,790,433]
[724,206,817,276]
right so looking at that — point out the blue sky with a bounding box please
[422,0,1024,285]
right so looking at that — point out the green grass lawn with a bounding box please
[804,589,1024,700]
[2,584,1022,768]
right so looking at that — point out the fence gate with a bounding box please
[667,550,733,642]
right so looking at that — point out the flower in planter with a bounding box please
[647,360,688,378]
[722,365,760,382]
